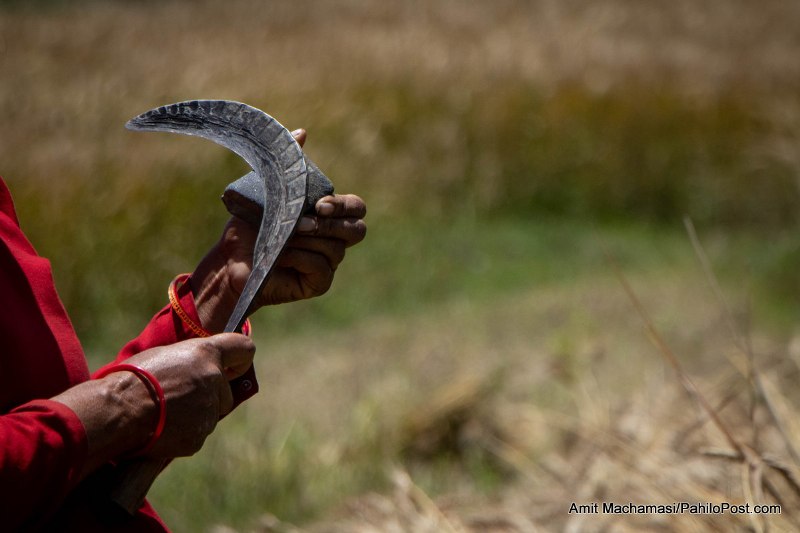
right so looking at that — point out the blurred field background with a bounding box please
[2,0,800,531]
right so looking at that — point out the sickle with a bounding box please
[127,99,327,331]
[109,100,333,513]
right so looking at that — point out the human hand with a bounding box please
[191,129,367,332]
[221,192,367,306]
[52,333,255,479]
[118,333,255,458]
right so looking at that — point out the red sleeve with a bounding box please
[0,180,93,528]
[0,400,88,529]
[95,274,259,407]
[0,177,171,529]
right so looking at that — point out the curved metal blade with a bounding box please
[127,100,308,332]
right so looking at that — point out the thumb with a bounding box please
[292,128,307,148]
[208,332,256,380]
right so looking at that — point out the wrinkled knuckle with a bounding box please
[193,340,217,359]
[198,341,225,367]
[199,359,223,381]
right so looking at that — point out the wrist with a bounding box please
[94,365,167,457]
[101,372,158,453]
[190,242,240,333]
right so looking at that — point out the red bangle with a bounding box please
[169,273,252,337]
[95,364,167,457]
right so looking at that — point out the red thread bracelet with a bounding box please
[95,364,167,457]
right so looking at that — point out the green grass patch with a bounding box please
[239,213,798,340]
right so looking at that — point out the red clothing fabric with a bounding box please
[0,177,258,530]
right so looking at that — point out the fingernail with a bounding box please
[291,128,304,137]
[297,216,316,233]
[316,201,335,216]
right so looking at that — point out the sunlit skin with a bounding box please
[53,128,367,481]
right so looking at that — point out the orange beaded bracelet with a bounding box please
[168,274,251,337]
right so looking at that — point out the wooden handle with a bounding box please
[108,457,170,515]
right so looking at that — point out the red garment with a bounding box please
[0,177,258,530]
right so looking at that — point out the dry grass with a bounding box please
[297,271,800,532]
[188,260,800,532]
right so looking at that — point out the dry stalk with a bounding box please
[602,244,746,458]
[742,461,767,533]
[684,218,800,506]
[762,454,800,498]
[390,468,463,533]
[673,380,743,453]
[482,433,560,486]
[684,217,800,468]
[603,236,800,522]
[757,377,797,464]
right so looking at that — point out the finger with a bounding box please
[275,248,335,296]
[276,247,333,277]
[299,217,366,247]
[208,333,256,379]
[291,128,307,148]
[262,250,334,303]
[288,236,346,267]
[315,194,367,218]
[283,236,346,270]
[218,382,235,417]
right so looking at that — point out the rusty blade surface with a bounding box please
[127,100,308,332]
